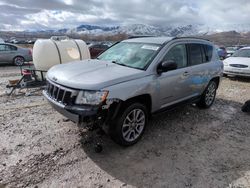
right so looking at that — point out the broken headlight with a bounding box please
[75,90,109,105]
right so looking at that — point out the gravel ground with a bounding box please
[0,65,250,188]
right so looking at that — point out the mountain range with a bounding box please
[58,24,204,36]
[2,23,250,46]
[52,23,250,37]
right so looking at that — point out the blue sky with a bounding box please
[0,0,249,31]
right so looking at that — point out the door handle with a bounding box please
[183,71,190,76]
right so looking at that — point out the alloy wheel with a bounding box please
[122,109,146,142]
[205,82,216,106]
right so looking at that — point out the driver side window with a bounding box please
[163,44,187,69]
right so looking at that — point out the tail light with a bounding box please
[29,48,32,56]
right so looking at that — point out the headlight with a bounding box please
[75,90,109,105]
[223,61,228,66]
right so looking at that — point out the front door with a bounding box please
[157,43,193,108]
[0,44,16,63]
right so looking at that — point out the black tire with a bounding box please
[13,56,25,66]
[223,73,228,77]
[197,80,217,109]
[109,103,148,146]
[242,100,250,112]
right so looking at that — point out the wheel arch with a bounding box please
[122,94,152,113]
[109,94,152,120]
[210,76,220,88]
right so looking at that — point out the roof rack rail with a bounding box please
[172,36,211,42]
[128,35,156,39]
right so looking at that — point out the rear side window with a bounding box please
[6,45,17,51]
[100,45,109,49]
[187,44,204,66]
[203,44,213,62]
[90,44,100,48]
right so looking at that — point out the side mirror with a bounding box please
[157,60,178,74]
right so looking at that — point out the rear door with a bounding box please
[186,43,213,96]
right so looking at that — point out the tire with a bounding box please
[242,100,250,112]
[197,80,217,109]
[109,103,148,146]
[13,56,25,66]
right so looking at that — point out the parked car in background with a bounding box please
[43,37,223,146]
[217,46,227,60]
[9,38,19,44]
[0,43,32,66]
[226,46,238,57]
[223,47,250,77]
[0,38,5,43]
[89,43,110,59]
[25,39,36,44]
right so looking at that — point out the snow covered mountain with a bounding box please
[24,23,250,37]
[70,24,119,34]
[65,24,202,36]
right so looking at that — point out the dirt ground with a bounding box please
[0,65,250,188]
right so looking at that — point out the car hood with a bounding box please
[47,59,146,90]
[224,57,250,66]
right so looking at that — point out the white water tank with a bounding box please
[33,36,90,72]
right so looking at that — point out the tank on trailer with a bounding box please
[33,36,90,72]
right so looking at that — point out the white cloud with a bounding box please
[62,0,74,5]
[0,0,249,31]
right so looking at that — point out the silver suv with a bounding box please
[43,37,223,146]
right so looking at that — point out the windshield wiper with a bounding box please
[111,60,144,70]
[111,60,127,67]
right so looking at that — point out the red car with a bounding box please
[89,43,109,59]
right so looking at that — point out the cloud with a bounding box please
[0,0,249,30]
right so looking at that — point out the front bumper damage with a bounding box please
[43,90,121,125]
[43,90,97,123]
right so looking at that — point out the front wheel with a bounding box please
[13,56,25,66]
[197,81,217,108]
[109,103,148,146]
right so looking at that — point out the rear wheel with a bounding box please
[197,81,217,108]
[13,56,25,66]
[109,103,148,146]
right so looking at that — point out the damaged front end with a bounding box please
[43,79,122,129]
[79,98,122,132]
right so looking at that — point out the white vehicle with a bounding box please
[0,38,4,43]
[226,46,238,57]
[223,47,250,77]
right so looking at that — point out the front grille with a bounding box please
[230,64,248,68]
[46,80,78,105]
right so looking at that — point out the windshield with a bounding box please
[232,49,250,57]
[98,42,161,70]
[226,47,237,51]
